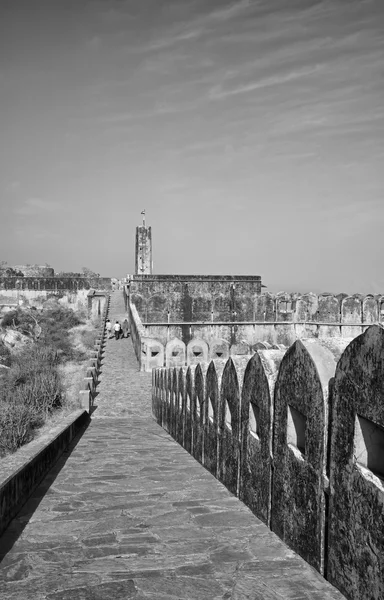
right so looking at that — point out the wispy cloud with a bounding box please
[209,65,324,99]
[15,198,62,216]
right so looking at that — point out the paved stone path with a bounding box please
[0,292,345,599]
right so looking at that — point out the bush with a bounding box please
[0,402,42,456]
[0,305,97,456]
[0,341,11,367]
[81,329,98,351]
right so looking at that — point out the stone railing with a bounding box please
[79,295,110,412]
[152,324,384,600]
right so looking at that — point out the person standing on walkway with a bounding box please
[106,319,112,339]
[114,321,121,340]
[121,318,130,338]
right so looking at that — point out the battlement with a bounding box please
[0,276,111,292]
[152,325,384,600]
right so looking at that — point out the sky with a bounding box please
[0,0,383,293]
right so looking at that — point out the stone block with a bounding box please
[239,349,284,526]
[218,357,247,496]
[327,325,384,600]
[203,360,226,478]
[176,368,187,446]
[141,338,164,372]
[184,366,196,454]
[192,363,208,465]
[169,368,178,438]
[271,340,336,574]
[79,390,92,413]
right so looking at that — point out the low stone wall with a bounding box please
[0,409,89,537]
[152,325,384,600]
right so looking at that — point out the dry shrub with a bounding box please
[0,403,41,456]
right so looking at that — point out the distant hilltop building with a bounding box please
[0,265,54,277]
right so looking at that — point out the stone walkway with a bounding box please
[0,292,345,599]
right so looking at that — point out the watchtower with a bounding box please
[135,211,152,275]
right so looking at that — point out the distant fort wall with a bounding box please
[0,277,111,314]
[152,325,384,600]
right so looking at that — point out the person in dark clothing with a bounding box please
[121,319,130,338]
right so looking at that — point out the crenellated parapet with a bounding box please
[0,276,111,291]
[152,325,384,600]
[126,289,384,367]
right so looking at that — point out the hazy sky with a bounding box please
[0,0,383,293]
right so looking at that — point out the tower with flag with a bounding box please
[135,210,152,275]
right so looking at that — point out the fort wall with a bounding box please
[0,277,111,314]
[127,290,383,371]
[152,325,384,600]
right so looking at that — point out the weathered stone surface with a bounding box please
[175,368,186,446]
[203,360,226,478]
[328,325,384,600]
[0,291,350,599]
[186,338,208,366]
[218,357,248,496]
[184,366,195,454]
[239,349,284,526]
[141,338,164,372]
[341,295,363,338]
[362,294,379,324]
[208,337,230,361]
[192,363,205,465]
[271,340,336,574]
[165,337,185,368]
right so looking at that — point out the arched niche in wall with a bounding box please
[239,349,284,526]
[327,325,384,600]
[165,337,186,368]
[272,339,336,574]
[141,338,164,373]
[186,338,209,366]
[362,294,379,324]
[209,338,230,361]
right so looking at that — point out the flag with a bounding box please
[141,209,145,215]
